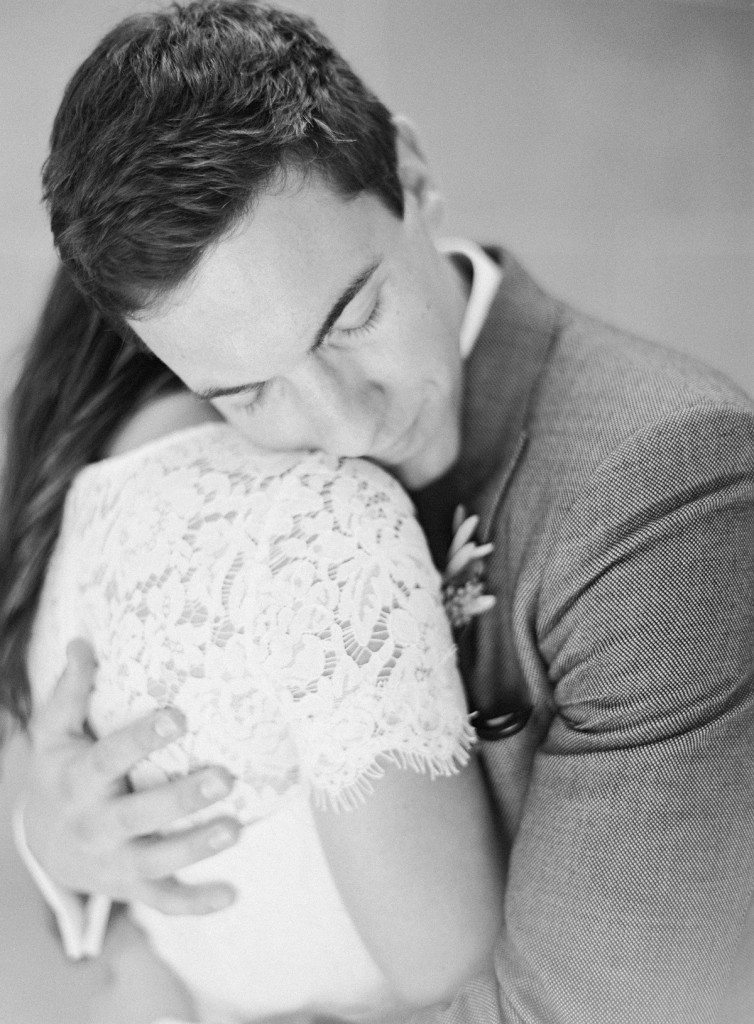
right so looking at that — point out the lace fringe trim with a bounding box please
[310,716,478,813]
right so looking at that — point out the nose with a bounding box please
[291,357,385,455]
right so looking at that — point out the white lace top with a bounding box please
[28,423,474,1022]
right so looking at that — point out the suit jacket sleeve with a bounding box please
[399,401,754,1024]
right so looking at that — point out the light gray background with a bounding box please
[1,1,752,1021]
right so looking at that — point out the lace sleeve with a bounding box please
[40,428,474,820]
[266,457,476,811]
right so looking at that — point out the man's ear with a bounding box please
[392,115,445,231]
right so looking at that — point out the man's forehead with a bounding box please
[136,182,389,386]
[136,251,307,383]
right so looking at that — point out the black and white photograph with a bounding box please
[0,2,752,1022]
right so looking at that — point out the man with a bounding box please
[17,2,754,1021]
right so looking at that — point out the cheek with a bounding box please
[398,311,458,385]
[214,403,308,452]
[380,290,435,371]
[394,270,456,361]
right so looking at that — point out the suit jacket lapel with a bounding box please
[453,249,562,537]
[409,249,562,596]
[447,251,563,737]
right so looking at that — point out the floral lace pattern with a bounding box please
[30,425,475,820]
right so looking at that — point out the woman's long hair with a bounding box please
[0,266,180,738]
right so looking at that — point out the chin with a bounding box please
[397,434,460,490]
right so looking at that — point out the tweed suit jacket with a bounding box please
[408,251,754,1024]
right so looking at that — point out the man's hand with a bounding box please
[23,639,240,914]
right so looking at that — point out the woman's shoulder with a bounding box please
[97,391,410,504]
[81,391,281,482]
[71,391,415,527]
[105,388,221,457]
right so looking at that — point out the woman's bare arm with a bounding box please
[313,755,504,1008]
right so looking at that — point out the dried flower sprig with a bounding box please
[442,506,496,630]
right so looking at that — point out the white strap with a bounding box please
[12,797,111,959]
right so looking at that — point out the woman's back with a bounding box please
[28,422,479,1021]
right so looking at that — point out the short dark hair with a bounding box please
[43,0,403,321]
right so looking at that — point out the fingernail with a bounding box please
[207,888,235,911]
[208,825,235,850]
[200,773,231,801]
[153,711,181,738]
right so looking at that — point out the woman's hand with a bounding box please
[23,639,241,915]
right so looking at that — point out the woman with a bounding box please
[0,268,504,1023]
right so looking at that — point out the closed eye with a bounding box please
[238,293,383,416]
[237,381,268,415]
[335,293,383,340]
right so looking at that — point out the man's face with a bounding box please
[129,168,467,489]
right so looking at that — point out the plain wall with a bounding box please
[1,1,752,1021]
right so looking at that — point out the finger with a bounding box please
[34,638,98,742]
[131,816,241,879]
[83,708,187,790]
[135,876,237,917]
[112,768,236,838]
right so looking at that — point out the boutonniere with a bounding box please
[442,506,496,630]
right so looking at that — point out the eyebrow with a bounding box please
[192,260,381,401]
